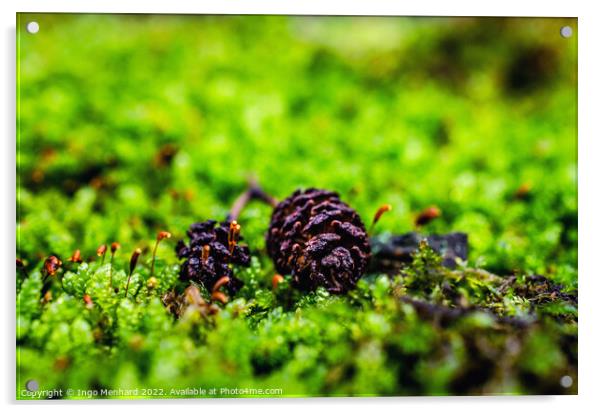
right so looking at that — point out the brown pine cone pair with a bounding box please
[177,188,371,295]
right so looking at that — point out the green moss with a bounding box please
[17,14,577,398]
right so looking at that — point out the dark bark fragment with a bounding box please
[370,232,468,273]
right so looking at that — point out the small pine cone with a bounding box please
[176,220,250,294]
[266,188,371,294]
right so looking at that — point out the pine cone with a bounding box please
[176,219,250,294]
[266,188,371,294]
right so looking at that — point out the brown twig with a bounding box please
[227,178,278,221]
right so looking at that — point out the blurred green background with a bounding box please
[17,14,577,397]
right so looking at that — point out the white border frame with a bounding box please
[3,1,600,411]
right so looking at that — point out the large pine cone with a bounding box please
[176,220,250,294]
[266,188,371,294]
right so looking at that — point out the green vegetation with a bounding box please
[17,14,577,398]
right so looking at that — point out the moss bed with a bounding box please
[17,15,577,397]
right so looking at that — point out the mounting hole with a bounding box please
[560,26,573,38]
[560,375,573,388]
[25,379,39,391]
[26,21,39,34]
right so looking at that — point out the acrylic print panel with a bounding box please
[16,13,577,399]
